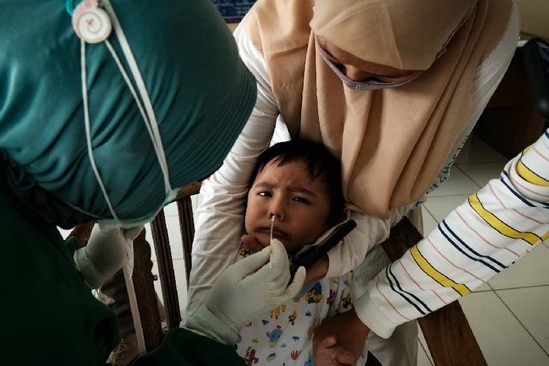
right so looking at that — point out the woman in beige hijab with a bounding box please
[188,0,530,365]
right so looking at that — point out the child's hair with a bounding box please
[249,139,345,226]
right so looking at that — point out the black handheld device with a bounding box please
[289,219,357,279]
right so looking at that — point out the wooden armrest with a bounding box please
[175,181,202,201]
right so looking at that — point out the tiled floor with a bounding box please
[61,134,549,365]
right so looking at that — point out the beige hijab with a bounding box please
[242,0,514,217]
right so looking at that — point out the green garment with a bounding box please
[135,328,245,366]
[1,0,256,228]
[0,162,120,365]
[1,1,256,362]
[0,163,246,365]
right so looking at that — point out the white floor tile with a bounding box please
[488,243,549,290]
[472,281,493,293]
[422,194,471,223]
[497,286,549,354]
[459,291,549,365]
[457,161,507,188]
[420,205,438,236]
[427,167,481,197]
[456,136,508,164]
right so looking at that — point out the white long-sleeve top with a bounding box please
[187,6,548,338]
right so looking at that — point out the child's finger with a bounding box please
[241,234,265,252]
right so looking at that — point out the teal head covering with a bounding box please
[0,0,256,228]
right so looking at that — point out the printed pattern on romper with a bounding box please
[235,243,366,365]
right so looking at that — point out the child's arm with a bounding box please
[186,24,280,318]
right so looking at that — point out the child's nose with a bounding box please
[269,197,286,221]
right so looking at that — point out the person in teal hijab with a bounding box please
[0,0,306,364]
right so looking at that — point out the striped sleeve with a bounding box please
[356,129,549,338]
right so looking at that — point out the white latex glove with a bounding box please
[73,224,144,289]
[185,239,306,345]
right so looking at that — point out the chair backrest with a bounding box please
[148,182,202,330]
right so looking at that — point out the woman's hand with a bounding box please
[313,309,370,365]
[185,239,306,345]
[242,234,329,282]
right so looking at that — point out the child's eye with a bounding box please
[258,191,272,197]
[293,196,310,204]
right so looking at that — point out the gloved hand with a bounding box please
[73,223,144,289]
[185,239,306,345]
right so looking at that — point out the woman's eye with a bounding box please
[258,191,272,197]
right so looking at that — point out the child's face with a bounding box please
[245,159,332,254]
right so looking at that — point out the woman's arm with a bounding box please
[357,128,549,337]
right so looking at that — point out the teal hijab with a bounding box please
[0,0,256,228]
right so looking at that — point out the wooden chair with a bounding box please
[70,182,487,365]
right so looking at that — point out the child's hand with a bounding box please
[314,310,369,365]
[241,233,267,253]
[313,335,355,366]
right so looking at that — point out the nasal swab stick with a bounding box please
[269,215,276,268]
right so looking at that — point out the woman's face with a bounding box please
[245,159,332,254]
[316,36,422,83]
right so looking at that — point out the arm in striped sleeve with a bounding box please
[355,129,549,338]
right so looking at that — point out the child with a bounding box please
[234,140,366,366]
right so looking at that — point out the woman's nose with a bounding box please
[343,64,370,82]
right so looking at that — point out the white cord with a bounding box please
[79,0,173,221]
[81,40,119,220]
[102,0,172,193]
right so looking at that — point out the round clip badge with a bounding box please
[72,0,112,44]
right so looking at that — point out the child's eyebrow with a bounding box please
[252,181,275,190]
[287,185,316,196]
[253,181,317,197]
